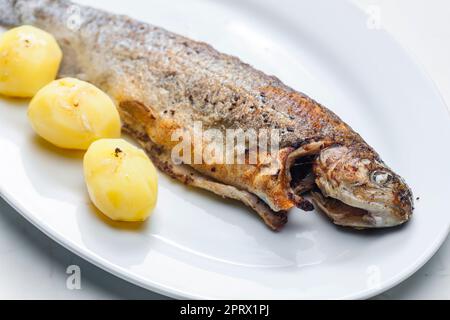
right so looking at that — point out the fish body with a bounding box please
[0,0,413,230]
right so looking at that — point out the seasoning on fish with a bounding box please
[0,0,413,230]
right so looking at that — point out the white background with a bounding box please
[0,0,449,299]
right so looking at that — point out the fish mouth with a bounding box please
[309,191,405,228]
[286,149,410,229]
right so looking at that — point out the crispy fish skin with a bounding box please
[0,0,413,230]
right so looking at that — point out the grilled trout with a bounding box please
[0,0,413,230]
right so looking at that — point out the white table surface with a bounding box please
[0,0,449,300]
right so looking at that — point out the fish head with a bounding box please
[312,144,413,228]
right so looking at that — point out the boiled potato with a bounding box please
[0,25,62,97]
[28,78,121,150]
[84,139,158,222]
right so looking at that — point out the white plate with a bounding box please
[1,0,450,300]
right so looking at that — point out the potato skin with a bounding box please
[0,25,62,97]
[83,139,158,222]
[28,78,121,150]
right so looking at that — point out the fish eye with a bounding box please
[371,171,393,185]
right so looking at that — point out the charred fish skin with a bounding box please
[0,0,413,229]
